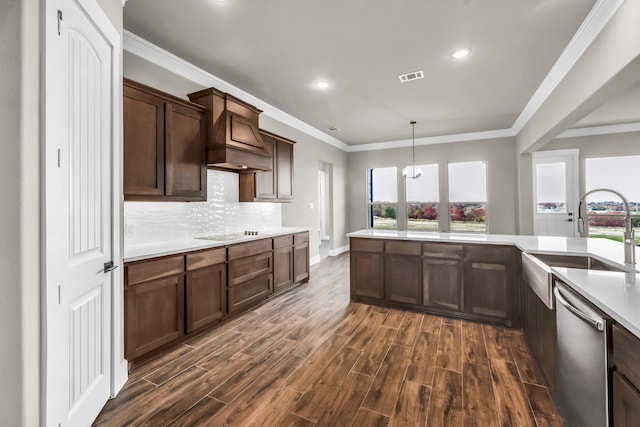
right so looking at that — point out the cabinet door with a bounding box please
[294,242,309,283]
[385,255,421,304]
[186,263,225,333]
[464,261,512,322]
[276,139,294,200]
[423,258,463,311]
[125,274,184,360]
[228,274,272,313]
[254,134,276,200]
[228,252,273,286]
[123,85,164,197]
[274,245,294,292]
[165,102,207,200]
[539,301,557,390]
[613,371,640,427]
[350,252,384,299]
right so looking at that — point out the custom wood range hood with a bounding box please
[188,87,272,172]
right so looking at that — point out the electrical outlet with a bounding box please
[309,202,314,210]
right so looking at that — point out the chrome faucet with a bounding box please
[578,188,636,265]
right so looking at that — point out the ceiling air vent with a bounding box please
[326,126,341,132]
[398,70,424,83]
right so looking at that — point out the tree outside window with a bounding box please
[368,167,398,229]
[406,164,438,231]
[448,161,487,232]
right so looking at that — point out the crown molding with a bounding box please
[557,122,640,139]
[510,0,625,134]
[123,30,350,152]
[121,0,128,5]
[346,128,514,153]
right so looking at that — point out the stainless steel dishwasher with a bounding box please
[554,280,610,427]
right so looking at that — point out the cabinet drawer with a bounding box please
[186,247,226,271]
[274,235,293,249]
[228,252,273,286]
[294,232,309,245]
[465,244,513,263]
[422,243,463,259]
[386,240,421,256]
[126,255,184,285]
[613,324,640,389]
[228,238,272,260]
[351,238,384,253]
[228,274,272,313]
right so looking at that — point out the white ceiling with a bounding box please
[124,0,603,145]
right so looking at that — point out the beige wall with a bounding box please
[347,138,518,235]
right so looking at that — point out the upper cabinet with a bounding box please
[238,129,295,202]
[124,79,207,202]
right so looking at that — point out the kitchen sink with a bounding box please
[522,253,627,309]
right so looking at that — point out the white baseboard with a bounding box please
[112,359,128,397]
[329,245,350,257]
[310,255,321,266]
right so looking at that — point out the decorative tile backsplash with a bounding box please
[124,170,281,245]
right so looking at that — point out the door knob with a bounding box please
[104,261,119,273]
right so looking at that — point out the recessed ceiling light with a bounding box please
[451,48,471,59]
[316,81,330,89]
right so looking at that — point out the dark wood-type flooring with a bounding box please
[94,253,563,426]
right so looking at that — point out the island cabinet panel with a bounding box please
[612,323,640,427]
[186,262,226,333]
[612,371,640,427]
[422,258,463,311]
[384,241,422,304]
[350,238,384,299]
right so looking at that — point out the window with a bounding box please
[406,164,439,231]
[585,156,640,246]
[448,161,487,232]
[368,167,397,229]
[535,162,567,213]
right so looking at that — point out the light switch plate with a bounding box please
[309,202,314,210]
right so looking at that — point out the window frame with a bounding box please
[447,161,489,233]
[367,167,399,230]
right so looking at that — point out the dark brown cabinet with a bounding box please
[125,256,185,360]
[239,130,295,202]
[612,323,640,427]
[385,241,421,305]
[522,284,557,389]
[273,235,294,293]
[422,243,464,311]
[293,232,310,283]
[124,79,207,202]
[185,248,226,333]
[227,239,273,313]
[350,238,384,299]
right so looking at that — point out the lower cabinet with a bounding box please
[423,258,463,311]
[350,238,384,299]
[186,263,225,333]
[273,235,294,294]
[293,232,310,283]
[385,241,422,305]
[125,255,185,361]
[522,284,557,389]
[227,239,274,314]
[612,323,640,427]
[612,371,640,427]
[228,274,273,313]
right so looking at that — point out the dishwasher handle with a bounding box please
[554,286,604,331]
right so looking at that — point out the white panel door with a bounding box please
[44,0,117,425]
[532,150,579,237]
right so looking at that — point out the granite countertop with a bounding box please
[124,227,310,263]
[347,229,640,336]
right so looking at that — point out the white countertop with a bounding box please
[124,227,309,262]
[348,229,640,335]
[552,267,640,337]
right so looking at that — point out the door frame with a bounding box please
[41,0,126,423]
[531,149,579,237]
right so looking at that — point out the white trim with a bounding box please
[347,128,514,153]
[310,255,321,266]
[123,31,350,152]
[511,0,625,134]
[557,122,640,139]
[120,0,127,5]
[328,245,350,257]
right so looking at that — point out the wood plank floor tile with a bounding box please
[126,344,195,383]
[524,383,564,427]
[463,363,499,427]
[333,303,371,336]
[421,313,443,335]
[284,333,349,393]
[167,396,225,427]
[436,323,462,372]
[394,312,423,347]
[427,367,463,427]
[345,311,387,350]
[443,317,462,326]
[352,326,398,376]
[292,346,362,422]
[484,324,515,362]
[507,330,547,386]
[392,380,429,427]
[489,358,537,427]
[315,372,373,427]
[361,344,412,416]
[405,331,439,386]
[95,379,157,422]
[462,320,488,365]
[208,338,297,403]
[242,387,303,427]
[382,309,406,329]
[352,409,391,427]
